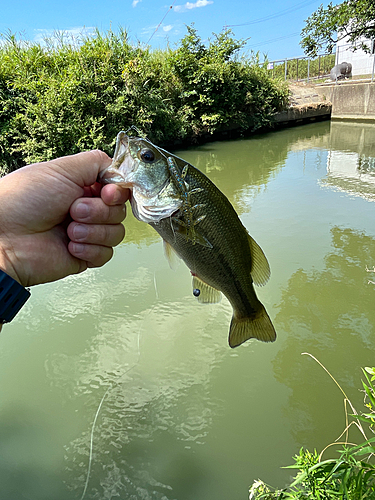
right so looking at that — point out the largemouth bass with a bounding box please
[100,132,276,347]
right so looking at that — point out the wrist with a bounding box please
[0,269,31,324]
[0,246,21,285]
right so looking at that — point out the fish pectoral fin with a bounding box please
[163,240,181,270]
[248,234,271,287]
[228,305,276,348]
[192,276,221,303]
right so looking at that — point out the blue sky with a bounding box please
[0,0,336,61]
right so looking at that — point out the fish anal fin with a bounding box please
[229,305,276,347]
[163,240,181,270]
[248,234,271,287]
[192,276,221,303]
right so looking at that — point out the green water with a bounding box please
[1,120,375,500]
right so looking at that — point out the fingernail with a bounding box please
[112,189,122,204]
[72,243,85,255]
[73,224,88,241]
[75,202,89,218]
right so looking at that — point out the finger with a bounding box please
[49,150,112,188]
[70,197,126,225]
[67,222,125,247]
[68,241,114,268]
[101,184,130,206]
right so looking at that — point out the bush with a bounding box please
[0,26,289,172]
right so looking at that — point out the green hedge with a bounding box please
[0,26,289,171]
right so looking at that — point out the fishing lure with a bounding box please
[166,156,212,248]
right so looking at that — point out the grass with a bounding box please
[249,354,375,499]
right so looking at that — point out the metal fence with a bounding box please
[266,45,375,82]
[265,53,336,82]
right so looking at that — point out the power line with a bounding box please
[225,0,317,28]
[247,32,300,49]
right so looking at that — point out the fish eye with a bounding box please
[139,148,155,163]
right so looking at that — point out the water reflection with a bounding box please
[320,122,375,202]
[273,226,375,449]
[47,272,231,498]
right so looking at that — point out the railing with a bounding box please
[265,53,336,82]
[266,41,375,83]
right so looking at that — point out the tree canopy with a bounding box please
[300,0,375,57]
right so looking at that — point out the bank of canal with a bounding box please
[276,80,375,128]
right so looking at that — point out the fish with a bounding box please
[99,131,276,348]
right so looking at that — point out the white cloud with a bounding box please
[132,0,141,6]
[163,25,173,32]
[174,0,213,13]
[33,27,96,44]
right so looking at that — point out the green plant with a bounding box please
[300,0,375,57]
[249,355,375,499]
[0,26,289,173]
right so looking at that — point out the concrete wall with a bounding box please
[273,103,331,125]
[323,82,375,121]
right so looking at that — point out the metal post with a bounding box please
[372,53,375,83]
[285,59,287,80]
[307,58,310,82]
[318,55,321,76]
[297,58,299,81]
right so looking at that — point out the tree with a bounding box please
[300,0,375,57]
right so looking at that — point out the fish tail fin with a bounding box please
[229,305,276,348]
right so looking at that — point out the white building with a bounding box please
[336,35,375,77]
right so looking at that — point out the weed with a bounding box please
[249,355,375,499]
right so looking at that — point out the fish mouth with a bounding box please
[98,132,132,186]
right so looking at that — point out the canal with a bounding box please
[1,119,375,499]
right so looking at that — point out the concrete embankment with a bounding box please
[274,80,375,127]
[273,82,332,127]
[322,81,375,122]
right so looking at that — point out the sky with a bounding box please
[0,0,337,61]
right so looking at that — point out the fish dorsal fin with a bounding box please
[248,234,270,287]
[163,240,181,270]
[192,276,222,304]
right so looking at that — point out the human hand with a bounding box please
[0,150,130,288]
